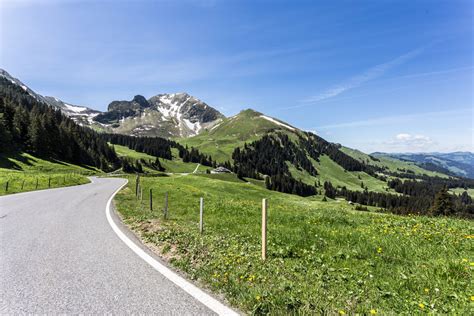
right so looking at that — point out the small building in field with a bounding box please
[211,166,232,174]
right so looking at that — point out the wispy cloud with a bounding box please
[300,47,424,105]
[384,133,435,151]
[313,108,471,130]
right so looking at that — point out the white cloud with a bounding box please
[298,47,424,106]
[384,133,435,151]
[395,133,412,141]
[314,108,471,130]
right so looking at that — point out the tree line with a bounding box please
[322,178,474,218]
[102,132,216,168]
[100,133,174,160]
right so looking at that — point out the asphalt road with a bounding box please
[0,177,218,314]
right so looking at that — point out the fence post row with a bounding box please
[199,197,204,234]
[262,198,268,261]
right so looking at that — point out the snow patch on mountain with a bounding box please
[64,103,87,113]
[260,115,295,131]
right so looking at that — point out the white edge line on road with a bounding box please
[105,179,239,316]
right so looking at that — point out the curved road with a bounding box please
[0,177,225,314]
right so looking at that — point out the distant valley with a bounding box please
[373,152,474,179]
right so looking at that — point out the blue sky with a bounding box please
[1,0,472,153]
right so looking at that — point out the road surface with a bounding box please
[0,177,223,314]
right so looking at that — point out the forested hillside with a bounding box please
[0,77,119,171]
[229,130,474,217]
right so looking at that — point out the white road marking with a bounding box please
[105,179,239,316]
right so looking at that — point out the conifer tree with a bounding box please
[431,187,455,216]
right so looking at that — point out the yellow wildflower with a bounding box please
[419,303,425,309]
[256,295,261,301]
[471,295,474,302]
[462,258,468,263]
[424,288,429,293]
[339,310,346,315]
[370,309,377,315]
[377,247,382,253]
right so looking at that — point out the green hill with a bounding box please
[179,109,297,163]
[178,109,451,196]
[0,152,94,195]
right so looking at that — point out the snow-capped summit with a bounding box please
[147,92,223,137]
[0,68,224,139]
[91,92,224,138]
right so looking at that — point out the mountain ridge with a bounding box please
[0,69,224,138]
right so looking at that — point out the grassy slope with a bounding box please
[450,188,474,198]
[113,144,212,173]
[289,155,392,194]
[179,109,289,163]
[0,152,92,195]
[115,174,473,314]
[341,147,448,178]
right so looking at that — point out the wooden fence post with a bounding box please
[48,177,51,188]
[199,197,204,234]
[5,181,8,192]
[149,188,153,211]
[164,192,168,219]
[21,180,25,190]
[262,198,268,261]
[35,178,39,190]
[135,174,140,197]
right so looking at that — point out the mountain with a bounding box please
[97,93,224,138]
[0,69,224,138]
[372,152,474,179]
[42,96,101,125]
[0,69,100,125]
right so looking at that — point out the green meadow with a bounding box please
[114,173,473,315]
[113,144,211,174]
[0,152,93,195]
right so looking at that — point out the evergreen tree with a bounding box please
[431,187,455,216]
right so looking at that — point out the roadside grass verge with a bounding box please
[114,174,473,315]
[0,171,89,196]
[0,152,95,195]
